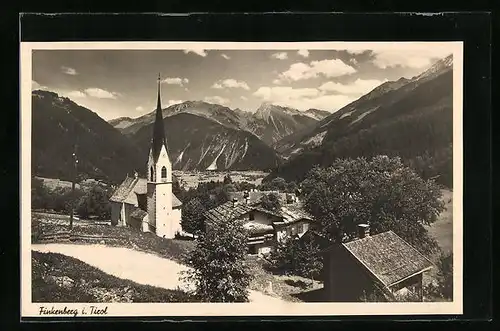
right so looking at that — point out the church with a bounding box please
[109,74,183,239]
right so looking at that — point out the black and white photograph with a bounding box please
[21,41,463,317]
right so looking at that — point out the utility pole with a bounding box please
[69,125,78,231]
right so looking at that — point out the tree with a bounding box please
[261,193,281,212]
[223,174,233,185]
[76,185,111,220]
[268,235,323,287]
[302,156,444,256]
[424,252,453,301]
[181,198,207,235]
[181,219,252,302]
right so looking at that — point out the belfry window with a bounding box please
[150,166,154,181]
[161,166,167,180]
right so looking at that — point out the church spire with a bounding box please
[151,73,168,162]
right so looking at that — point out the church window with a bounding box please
[150,166,154,181]
[161,166,167,180]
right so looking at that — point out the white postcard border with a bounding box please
[20,41,464,317]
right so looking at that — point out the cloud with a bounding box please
[271,52,288,60]
[319,78,387,96]
[136,106,144,111]
[167,100,183,106]
[183,49,208,57]
[298,49,309,58]
[277,59,356,83]
[61,66,77,75]
[371,49,452,69]
[253,86,355,112]
[84,88,119,99]
[162,77,189,86]
[32,80,47,91]
[66,90,87,98]
[221,53,231,60]
[240,96,248,101]
[212,79,250,90]
[204,96,230,105]
[346,49,368,55]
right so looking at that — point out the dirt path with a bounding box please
[32,243,286,304]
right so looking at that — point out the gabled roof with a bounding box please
[204,198,313,226]
[110,176,182,208]
[204,200,255,224]
[342,231,433,288]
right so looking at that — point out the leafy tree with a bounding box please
[181,219,252,302]
[268,235,323,286]
[181,198,207,235]
[76,185,111,219]
[285,181,299,194]
[302,156,444,256]
[424,252,453,301]
[32,177,49,210]
[223,174,233,185]
[261,193,281,212]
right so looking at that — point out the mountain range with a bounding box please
[110,101,330,147]
[31,54,453,187]
[267,54,454,187]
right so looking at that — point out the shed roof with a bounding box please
[342,231,433,288]
[110,176,182,208]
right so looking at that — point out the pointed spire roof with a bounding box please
[151,73,169,162]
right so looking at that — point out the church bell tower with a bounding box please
[146,73,174,238]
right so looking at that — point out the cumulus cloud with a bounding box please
[297,49,309,58]
[183,49,208,57]
[319,78,387,96]
[346,49,368,55]
[162,77,189,86]
[212,79,250,90]
[253,86,354,112]
[371,49,452,69]
[167,100,184,106]
[271,52,288,60]
[204,96,230,105]
[277,59,356,83]
[83,88,119,99]
[136,106,144,111]
[240,96,248,101]
[221,53,231,60]
[32,80,47,91]
[66,90,87,98]
[61,66,77,75]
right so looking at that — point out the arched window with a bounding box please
[161,166,167,180]
[150,166,154,182]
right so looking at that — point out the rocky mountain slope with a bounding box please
[111,101,330,147]
[31,90,144,184]
[130,113,282,171]
[267,54,454,187]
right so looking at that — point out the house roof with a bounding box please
[204,200,255,224]
[227,191,291,205]
[110,176,182,208]
[342,231,434,288]
[204,198,313,227]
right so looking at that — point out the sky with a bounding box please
[32,46,452,121]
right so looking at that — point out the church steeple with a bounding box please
[151,73,168,162]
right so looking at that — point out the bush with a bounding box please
[267,235,323,285]
[181,219,252,302]
[261,193,282,212]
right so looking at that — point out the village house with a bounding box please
[321,224,434,302]
[204,192,314,255]
[109,74,183,239]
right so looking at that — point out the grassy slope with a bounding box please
[426,189,453,256]
[32,251,193,303]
